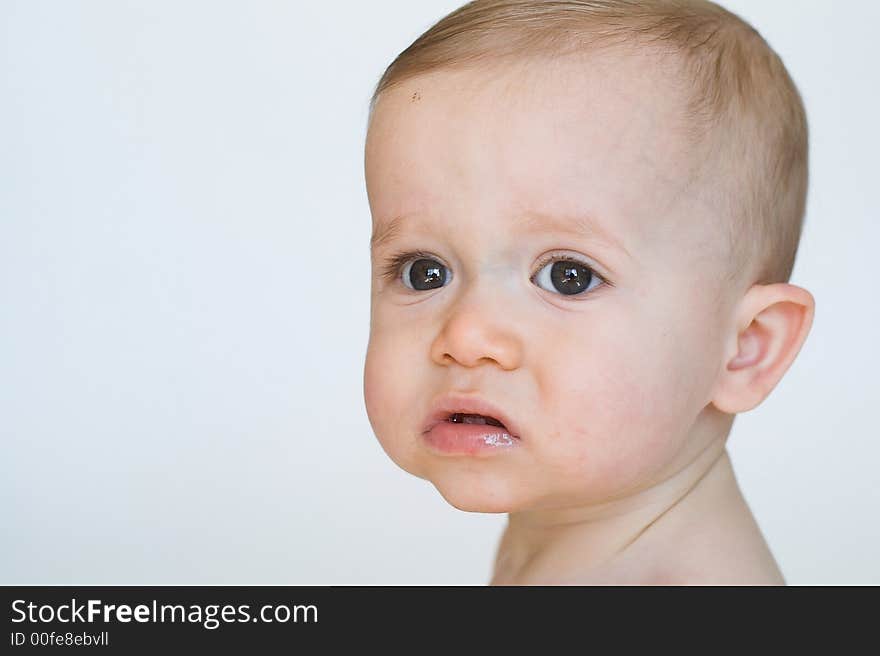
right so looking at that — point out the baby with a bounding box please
[362,0,815,585]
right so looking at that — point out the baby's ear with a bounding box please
[710,282,815,414]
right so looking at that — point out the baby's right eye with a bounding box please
[382,251,452,291]
[402,257,451,291]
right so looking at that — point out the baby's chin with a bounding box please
[426,469,538,514]
[434,485,519,514]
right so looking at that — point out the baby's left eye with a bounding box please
[531,257,604,296]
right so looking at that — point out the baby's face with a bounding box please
[364,52,736,513]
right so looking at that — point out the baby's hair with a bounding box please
[368,0,808,287]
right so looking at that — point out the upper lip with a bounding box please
[422,393,522,439]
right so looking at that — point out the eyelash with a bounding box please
[380,250,436,282]
[380,250,610,293]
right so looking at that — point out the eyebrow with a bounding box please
[371,210,631,259]
[516,212,631,259]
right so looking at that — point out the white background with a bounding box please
[2,1,877,584]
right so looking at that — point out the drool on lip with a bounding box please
[423,420,519,456]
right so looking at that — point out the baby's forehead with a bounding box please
[375,49,692,135]
[368,52,725,266]
[376,54,699,178]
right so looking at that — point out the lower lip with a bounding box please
[422,421,520,456]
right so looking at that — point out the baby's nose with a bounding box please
[428,272,525,370]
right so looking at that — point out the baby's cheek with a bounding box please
[538,331,695,496]
[363,335,427,475]
[362,341,385,430]
[363,340,403,445]
[548,389,671,497]
[589,331,712,488]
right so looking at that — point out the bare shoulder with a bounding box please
[647,547,786,586]
[577,526,785,586]
[643,497,786,585]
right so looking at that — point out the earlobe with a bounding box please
[710,283,815,414]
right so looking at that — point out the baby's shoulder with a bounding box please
[642,522,785,585]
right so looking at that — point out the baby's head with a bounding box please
[362,0,814,514]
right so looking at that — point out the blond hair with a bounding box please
[367,0,809,286]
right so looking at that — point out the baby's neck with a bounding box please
[490,442,783,585]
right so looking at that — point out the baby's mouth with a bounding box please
[422,395,522,441]
[447,413,509,430]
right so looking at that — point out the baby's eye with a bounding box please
[531,255,604,296]
[397,255,452,291]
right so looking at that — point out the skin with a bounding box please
[362,50,815,585]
